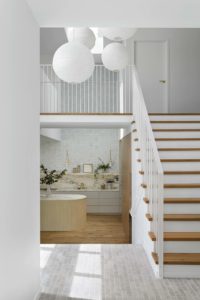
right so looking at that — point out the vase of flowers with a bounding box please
[40,164,66,195]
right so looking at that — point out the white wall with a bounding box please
[133,29,200,113]
[41,128,62,141]
[0,1,40,299]
[27,0,200,28]
[40,128,119,172]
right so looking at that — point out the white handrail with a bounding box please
[133,67,164,278]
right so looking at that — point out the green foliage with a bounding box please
[40,164,66,186]
[95,158,111,174]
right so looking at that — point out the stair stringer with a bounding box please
[131,131,159,277]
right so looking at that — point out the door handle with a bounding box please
[159,80,166,83]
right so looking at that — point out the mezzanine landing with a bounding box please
[40,113,132,128]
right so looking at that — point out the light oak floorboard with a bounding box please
[41,214,129,244]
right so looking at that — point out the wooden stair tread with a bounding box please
[164,183,200,188]
[158,148,200,151]
[165,214,200,221]
[140,170,200,175]
[149,231,200,241]
[144,197,200,204]
[136,148,200,151]
[155,138,200,141]
[142,183,200,188]
[138,158,200,163]
[161,159,200,162]
[164,198,200,203]
[146,213,200,221]
[152,252,200,265]
[151,121,200,123]
[164,171,200,175]
[149,113,200,115]
[141,183,147,188]
[153,129,200,132]
[146,213,153,221]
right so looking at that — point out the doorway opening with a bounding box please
[40,127,132,244]
[134,40,169,113]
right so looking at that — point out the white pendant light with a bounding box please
[99,28,137,41]
[102,43,129,71]
[53,42,94,83]
[66,27,96,49]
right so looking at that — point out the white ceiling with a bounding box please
[27,0,200,27]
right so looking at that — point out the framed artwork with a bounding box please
[83,164,93,173]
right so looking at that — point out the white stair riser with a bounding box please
[164,188,200,197]
[154,131,200,138]
[164,174,200,183]
[159,151,200,159]
[164,265,200,278]
[150,116,200,121]
[162,162,200,171]
[148,116,200,278]
[164,241,200,253]
[156,141,200,148]
[152,123,200,129]
[164,203,200,214]
[164,221,200,232]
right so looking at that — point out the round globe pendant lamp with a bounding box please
[66,27,96,49]
[102,43,129,71]
[53,42,95,83]
[99,28,137,41]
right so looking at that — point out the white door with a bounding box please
[134,41,168,113]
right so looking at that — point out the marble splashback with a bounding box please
[40,128,119,172]
[40,172,119,192]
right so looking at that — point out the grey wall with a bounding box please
[133,28,200,113]
[41,129,119,172]
[40,28,102,64]
[0,1,40,299]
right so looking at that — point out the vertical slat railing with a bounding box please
[40,64,133,113]
[133,67,164,278]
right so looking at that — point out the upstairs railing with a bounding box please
[133,68,164,278]
[40,65,133,114]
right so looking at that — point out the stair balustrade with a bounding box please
[40,64,133,114]
[133,67,164,278]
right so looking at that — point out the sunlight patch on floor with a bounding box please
[79,244,101,253]
[69,275,102,300]
[75,253,101,276]
[40,244,55,269]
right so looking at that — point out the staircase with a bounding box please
[140,114,200,278]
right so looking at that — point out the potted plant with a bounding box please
[40,164,66,195]
[95,158,111,174]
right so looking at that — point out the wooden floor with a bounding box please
[41,214,130,244]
